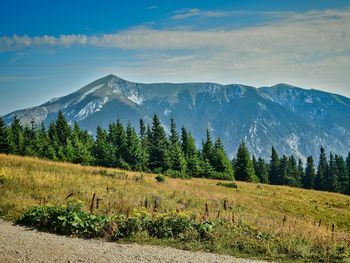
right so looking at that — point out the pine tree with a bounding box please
[347,153,350,176]
[9,116,24,155]
[138,119,149,170]
[125,123,144,170]
[298,159,304,184]
[199,158,215,178]
[252,155,258,176]
[168,118,187,176]
[181,127,189,155]
[315,146,328,190]
[169,118,180,146]
[48,121,59,150]
[55,111,71,145]
[149,114,170,172]
[269,146,281,185]
[36,122,56,160]
[234,141,258,182]
[335,155,348,193]
[23,123,36,156]
[139,119,149,158]
[93,126,115,167]
[202,129,213,164]
[326,153,338,192]
[284,155,302,187]
[56,145,66,161]
[64,139,75,162]
[181,128,200,177]
[0,116,10,154]
[346,153,350,194]
[108,120,128,167]
[211,138,234,180]
[304,156,316,189]
[255,157,269,183]
[70,124,93,165]
[279,155,288,185]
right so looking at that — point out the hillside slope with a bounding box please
[1,154,350,261]
[4,75,350,159]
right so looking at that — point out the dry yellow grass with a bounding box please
[1,153,350,248]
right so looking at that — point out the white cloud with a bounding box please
[1,8,349,54]
[171,8,254,20]
[1,8,350,95]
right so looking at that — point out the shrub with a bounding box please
[16,201,113,238]
[133,174,145,183]
[17,204,215,242]
[216,182,238,188]
[0,169,10,185]
[155,174,165,182]
[165,169,189,179]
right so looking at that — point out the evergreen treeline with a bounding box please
[0,113,350,195]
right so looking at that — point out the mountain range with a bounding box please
[4,74,350,160]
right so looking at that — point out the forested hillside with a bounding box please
[1,112,349,195]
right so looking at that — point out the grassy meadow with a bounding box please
[1,153,350,262]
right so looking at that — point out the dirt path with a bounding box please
[0,219,270,263]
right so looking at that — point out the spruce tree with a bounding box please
[181,128,200,177]
[279,155,288,185]
[255,157,269,183]
[234,141,258,182]
[298,159,304,186]
[202,129,213,164]
[149,114,170,172]
[315,146,328,190]
[64,139,75,162]
[138,119,149,170]
[70,125,93,165]
[56,145,66,161]
[252,155,258,177]
[269,146,281,185]
[347,153,350,176]
[168,118,187,176]
[93,126,115,167]
[304,156,316,189]
[181,127,189,155]
[48,121,59,150]
[346,153,350,194]
[211,138,234,180]
[169,118,180,146]
[0,116,10,154]
[199,158,215,178]
[284,156,302,187]
[326,153,338,192]
[55,111,71,145]
[335,155,348,193]
[125,123,144,170]
[36,122,56,160]
[139,119,149,152]
[9,116,24,155]
[23,123,36,156]
[108,120,128,167]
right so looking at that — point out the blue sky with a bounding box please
[1,0,350,115]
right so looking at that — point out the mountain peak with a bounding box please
[4,75,350,162]
[104,74,129,82]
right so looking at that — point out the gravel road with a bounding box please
[0,219,270,263]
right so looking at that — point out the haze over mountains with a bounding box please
[4,74,350,160]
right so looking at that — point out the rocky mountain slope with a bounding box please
[4,74,350,159]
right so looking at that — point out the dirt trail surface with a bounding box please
[0,220,271,263]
